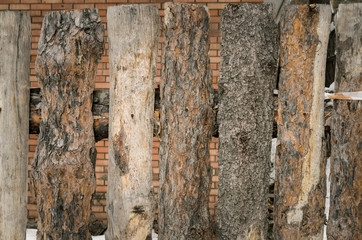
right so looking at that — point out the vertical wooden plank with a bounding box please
[274,5,331,240]
[0,11,30,240]
[158,3,214,239]
[217,3,279,239]
[106,5,159,240]
[31,9,104,239]
[328,3,362,240]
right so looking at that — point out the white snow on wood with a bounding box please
[26,229,159,240]
[323,157,331,240]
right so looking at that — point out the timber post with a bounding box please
[31,9,104,239]
[327,3,362,240]
[217,3,279,239]
[158,3,214,239]
[0,11,31,240]
[106,5,159,240]
[274,5,331,240]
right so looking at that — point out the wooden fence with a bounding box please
[0,2,360,240]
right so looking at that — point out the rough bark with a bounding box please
[216,4,278,240]
[0,11,30,240]
[105,5,159,240]
[31,9,104,239]
[274,5,331,240]
[158,3,213,239]
[327,3,362,239]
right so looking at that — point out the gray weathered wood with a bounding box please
[0,11,31,240]
[328,3,362,240]
[158,3,214,239]
[106,5,159,240]
[274,5,331,240]
[31,9,104,239]
[216,3,279,239]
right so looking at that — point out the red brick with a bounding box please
[5,0,20,3]
[63,0,84,2]
[10,4,30,10]
[21,0,41,3]
[74,3,95,9]
[52,4,73,10]
[96,186,107,192]
[29,10,41,16]
[95,82,110,89]
[106,0,128,2]
[43,0,62,3]
[85,0,106,3]
[92,206,104,212]
[31,4,51,9]
[97,160,108,166]
[0,4,9,10]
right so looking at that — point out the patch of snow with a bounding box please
[270,138,277,185]
[26,229,158,240]
[323,157,331,240]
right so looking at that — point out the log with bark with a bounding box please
[327,3,362,240]
[274,5,331,240]
[216,3,279,239]
[0,11,31,240]
[30,9,104,239]
[105,5,159,240]
[158,3,214,239]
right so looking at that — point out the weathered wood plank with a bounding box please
[216,3,279,239]
[274,5,331,240]
[0,11,31,240]
[158,3,214,239]
[30,9,104,239]
[328,3,362,240]
[105,5,159,240]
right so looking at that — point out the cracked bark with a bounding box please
[327,3,362,240]
[274,5,331,240]
[31,9,104,239]
[0,11,30,240]
[216,3,278,240]
[106,5,159,240]
[158,3,213,240]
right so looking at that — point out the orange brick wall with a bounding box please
[1,0,262,226]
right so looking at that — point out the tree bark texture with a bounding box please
[31,9,104,239]
[327,3,362,239]
[216,4,278,240]
[274,5,331,240]
[158,3,213,239]
[105,5,159,240]
[0,11,30,240]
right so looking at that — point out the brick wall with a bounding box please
[1,0,263,227]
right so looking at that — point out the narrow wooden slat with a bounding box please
[0,11,30,240]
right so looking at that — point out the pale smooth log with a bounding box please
[106,5,159,240]
[0,11,30,240]
[328,3,362,240]
[158,3,214,239]
[216,3,279,239]
[31,9,104,239]
[274,5,331,240]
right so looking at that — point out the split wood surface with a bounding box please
[106,5,159,240]
[0,11,30,240]
[274,4,331,240]
[328,3,362,240]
